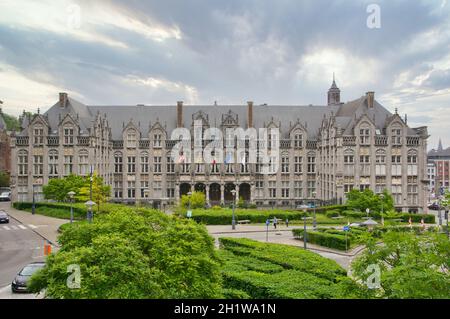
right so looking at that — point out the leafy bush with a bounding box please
[325,210,340,218]
[29,206,222,298]
[180,191,206,209]
[292,229,350,251]
[218,238,362,299]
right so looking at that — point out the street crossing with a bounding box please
[0,224,39,231]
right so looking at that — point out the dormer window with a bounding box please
[33,125,44,146]
[294,133,303,148]
[64,127,74,145]
[391,128,402,145]
[127,129,137,148]
[153,133,162,148]
[359,128,370,145]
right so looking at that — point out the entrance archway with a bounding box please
[194,183,206,194]
[240,183,251,202]
[179,183,191,197]
[224,183,236,202]
[209,183,221,205]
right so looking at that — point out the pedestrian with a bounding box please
[285,218,289,228]
[273,216,277,229]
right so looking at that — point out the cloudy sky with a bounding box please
[0,0,449,148]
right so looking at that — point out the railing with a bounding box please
[139,140,150,148]
[47,136,59,146]
[165,140,176,148]
[77,136,90,146]
[375,136,388,146]
[16,136,29,146]
[306,140,317,149]
[280,139,291,149]
[112,140,123,149]
[342,136,356,146]
[407,136,420,146]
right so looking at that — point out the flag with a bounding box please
[178,152,185,164]
[225,153,232,164]
[408,216,412,228]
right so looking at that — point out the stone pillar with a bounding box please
[206,184,210,206]
[220,184,225,205]
[175,183,180,205]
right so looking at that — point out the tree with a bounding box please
[0,171,9,187]
[180,191,206,209]
[346,189,394,213]
[43,175,85,201]
[28,208,222,298]
[76,173,111,212]
[351,231,450,299]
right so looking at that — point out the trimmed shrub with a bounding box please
[292,229,350,251]
[325,210,340,218]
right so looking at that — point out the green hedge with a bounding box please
[292,229,350,251]
[218,238,362,299]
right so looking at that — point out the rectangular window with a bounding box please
[140,156,149,173]
[64,128,74,145]
[127,181,136,198]
[33,155,43,175]
[153,157,162,173]
[166,157,175,173]
[48,154,58,176]
[64,155,73,175]
[127,156,136,173]
[294,156,302,173]
[115,155,123,173]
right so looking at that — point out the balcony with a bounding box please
[406,136,420,146]
[112,140,123,149]
[77,136,90,146]
[342,136,356,146]
[47,136,59,146]
[139,140,150,149]
[375,136,388,146]
[16,136,29,146]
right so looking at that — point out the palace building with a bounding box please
[9,80,429,212]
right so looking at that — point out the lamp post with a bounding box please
[187,191,192,210]
[32,184,36,215]
[231,189,236,230]
[85,200,96,223]
[68,191,75,223]
[312,191,317,230]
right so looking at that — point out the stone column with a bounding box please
[175,183,180,205]
[206,184,210,206]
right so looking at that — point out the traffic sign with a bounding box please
[343,225,350,232]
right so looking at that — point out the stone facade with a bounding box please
[9,82,429,212]
[0,108,11,175]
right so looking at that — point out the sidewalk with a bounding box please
[1,202,68,247]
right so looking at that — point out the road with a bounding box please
[0,202,46,299]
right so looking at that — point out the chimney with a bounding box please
[177,101,183,127]
[366,91,375,108]
[247,101,253,128]
[59,92,68,108]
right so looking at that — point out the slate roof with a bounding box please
[21,93,423,141]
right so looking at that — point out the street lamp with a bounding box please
[68,191,76,223]
[32,184,36,215]
[312,191,317,230]
[231,189,236,230]
[302,207,312,250]
[85,200,96,223]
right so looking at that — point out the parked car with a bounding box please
[0,210,9,223]
[11,262,46,293]
[428,203,440,211]
[0,191,11,201]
